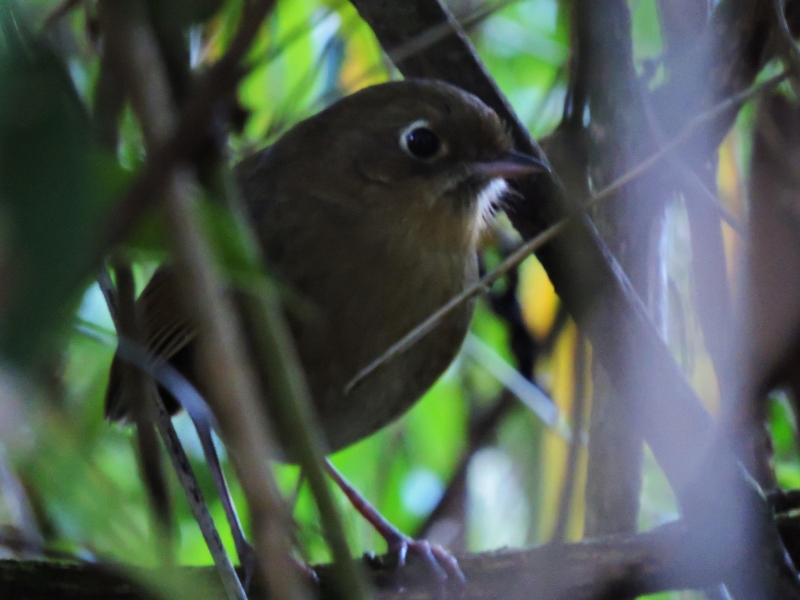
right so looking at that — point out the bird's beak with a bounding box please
[471,150,551,179]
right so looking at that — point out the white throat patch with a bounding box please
[475,178,508,231]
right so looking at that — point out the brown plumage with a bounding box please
[105,79,547,453]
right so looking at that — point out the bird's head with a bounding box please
[265,79,549,247]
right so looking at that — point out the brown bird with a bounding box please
[105,78,548,577]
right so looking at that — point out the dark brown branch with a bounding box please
[0,521,742,600]
[656,0,711,74]
[651,0,772,145]
[573,0,648,545]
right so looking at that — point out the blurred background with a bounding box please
[0,1,789,599]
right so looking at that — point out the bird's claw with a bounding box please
[293,557,320,586]
[368,533,465,595]
[325,459,464,594]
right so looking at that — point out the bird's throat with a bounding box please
[471,177,508,241]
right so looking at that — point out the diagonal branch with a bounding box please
[347,0,711,495]
[344,0,779,508]
[345,4,800,596]
[571,0,649,548]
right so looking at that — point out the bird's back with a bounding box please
[104,79,520,451]
[237,146,478,451]
[106,145,477,452]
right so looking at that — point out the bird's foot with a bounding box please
[325,459,464,593]
[293,556,321,586]
[364,532,465,596]
[388,532,465,585]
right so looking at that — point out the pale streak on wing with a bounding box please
[138,268,197,365]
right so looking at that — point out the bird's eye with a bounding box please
[400,120,442,160]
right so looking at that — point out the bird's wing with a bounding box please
[105,147,277,422]
[137,267,197,363]
[104,266,197,421]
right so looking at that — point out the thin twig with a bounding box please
[109,258,175,569]
[98,263,246,600]
[103,0,278,250]
[343,68,788,395]
[96,2,311,599]
[151,392,248,600]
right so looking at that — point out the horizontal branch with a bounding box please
[0,521,732,599]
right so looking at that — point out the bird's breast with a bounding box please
[271,213,478,452]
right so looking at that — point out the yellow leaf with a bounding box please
[717,132,746,293]
[519,256,558,341]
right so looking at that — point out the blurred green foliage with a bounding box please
[0,6,126,368]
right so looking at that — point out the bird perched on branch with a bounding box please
[105,78,549,579]
[106,79,547,449]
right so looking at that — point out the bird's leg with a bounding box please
[324,459,466,588]
[151,395,248,600]
[186,403,319,588]
[188,413,256,589]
